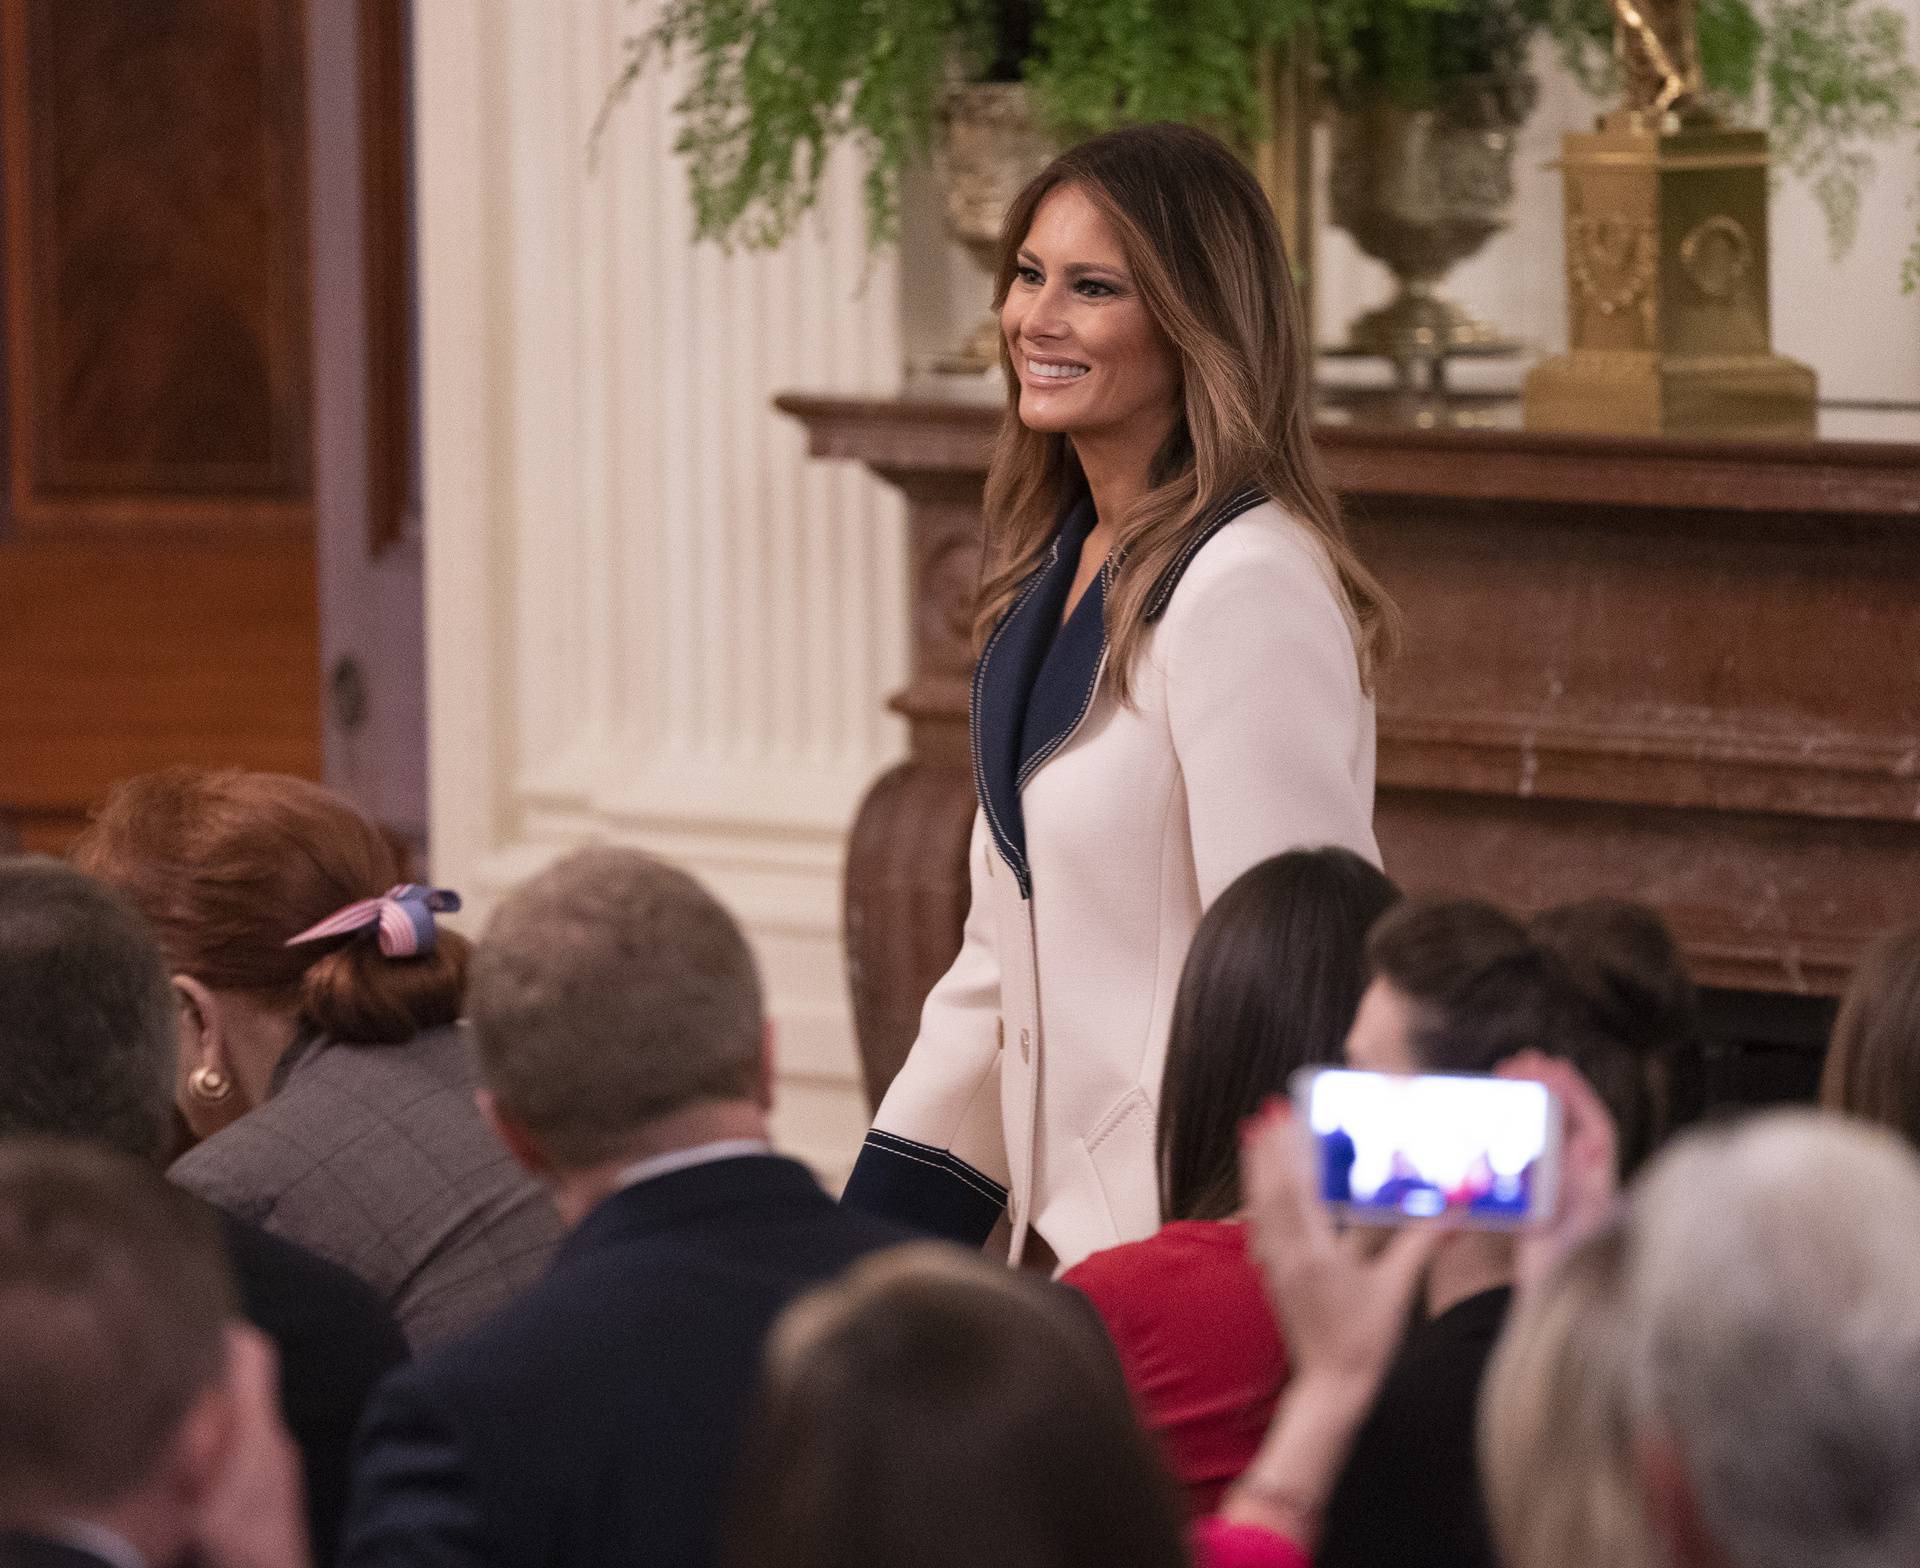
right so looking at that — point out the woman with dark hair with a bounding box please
[71,768,558,1346]
[1063,846,1399,1512]
[842,122,1393,1271]
[1820,921,1920,1147]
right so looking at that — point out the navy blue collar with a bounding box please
[971,498,1102,896]
[970,487,1266,894]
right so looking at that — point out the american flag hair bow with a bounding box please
[285,884,462,959]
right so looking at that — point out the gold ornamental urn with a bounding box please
[930,82,1056,375]
[1328,73,1537,371]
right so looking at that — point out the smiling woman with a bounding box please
[840,123,1395,1273]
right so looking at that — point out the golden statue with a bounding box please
[1611,0,1706,121]
[1523,0,1817,437]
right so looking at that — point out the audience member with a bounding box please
[72,768,559,1348]
[1063,847,1398,1512]
[1484,1111,1920,1568]
[1819,920,1920,1145]
[727,1244,1194,1568]
[339,846,914,1568]
[0,856,405,1566]
[0,1142,307,1568]
[1318,897,1679,1568]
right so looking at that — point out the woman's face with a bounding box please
[1001,184,1179,449]
[1344,978,1424,1075]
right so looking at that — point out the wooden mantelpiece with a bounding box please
[778,392,1920,1105]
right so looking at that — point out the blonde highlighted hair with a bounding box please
[978,123,1398,703]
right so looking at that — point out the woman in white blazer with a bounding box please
[841,124,1398,1272]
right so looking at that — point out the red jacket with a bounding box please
[1064,1219,1288,1515]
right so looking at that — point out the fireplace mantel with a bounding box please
[779,392,1920,1103]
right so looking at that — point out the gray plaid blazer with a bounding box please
[171,1023,559,1349]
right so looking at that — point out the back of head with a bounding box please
[726,1244,1189,1568]
[1529,898,1703,1173]
[1481,1223,1659,1568]
[1821,922,1920,1150]
[468,846,765,1168]
[0,1141,235,1522]
[1159,847,1400,1219]
[0,857,174,1161]
[1624,1111,1920,1568]
[71,767,466,1045]
[1366,898,1664,1176]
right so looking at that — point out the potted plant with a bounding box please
[596,0,1919,298]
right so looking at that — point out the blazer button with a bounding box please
[1019,1028,1031,1062]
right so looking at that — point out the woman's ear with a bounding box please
[173,975,244,1139]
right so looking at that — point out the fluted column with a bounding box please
[414,0,908,1181]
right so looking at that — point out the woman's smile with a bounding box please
[1018,352,1092,386]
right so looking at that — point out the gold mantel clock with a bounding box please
[1523,0,1817,438]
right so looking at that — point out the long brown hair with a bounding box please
[1158,847,1400,1222]
[724,1244,1191,1568]
[1821,923,1920,1149]
[978,122,1398,702]
[70,768,466,1046]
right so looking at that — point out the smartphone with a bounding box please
[1290,1067,1562,1228]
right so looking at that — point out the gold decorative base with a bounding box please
[928,312,1003,377]
[1344,287,1517,363]
[1526,121,1816,438]
[1525,351,1816,439]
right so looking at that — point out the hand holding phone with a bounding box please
[1291,1067,1564,1229]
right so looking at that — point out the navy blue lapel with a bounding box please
[972,498,1099,896]
[969,486,1268,896]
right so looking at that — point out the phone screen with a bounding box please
[1292,1068,1561,1227]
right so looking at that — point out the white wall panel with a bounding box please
[416,0,905,1184]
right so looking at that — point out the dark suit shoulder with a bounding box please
[215,1210,409,1567]
[351,1156,911,1568]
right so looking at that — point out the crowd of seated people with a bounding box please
[2,768,1919,1568]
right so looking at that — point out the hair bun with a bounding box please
[299,929,470,1046]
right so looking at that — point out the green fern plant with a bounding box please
[600,0,1920,284]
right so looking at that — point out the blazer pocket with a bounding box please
[1081,1087,1159,1242]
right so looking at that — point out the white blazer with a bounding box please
[841,490,1380,1270]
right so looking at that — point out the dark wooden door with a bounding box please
[0,0,321,851]
[308,0,425,855]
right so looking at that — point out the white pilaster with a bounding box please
[414,0,906,1184]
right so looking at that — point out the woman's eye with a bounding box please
[1015,265,1042,285]
[1076,279,1116,298]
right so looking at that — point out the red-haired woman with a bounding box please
[841,123,1392,1271]
[72,768,558,1346]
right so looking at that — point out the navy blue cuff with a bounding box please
[840,1130,1007,1248]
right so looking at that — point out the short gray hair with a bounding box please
[1624,1111,1920,1568]
[0,858,175,1163]
[467,846,764,1168]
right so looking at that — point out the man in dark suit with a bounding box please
[0,1142,307,1568]
[340,847,913,1568]
[0,858,407,1566]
